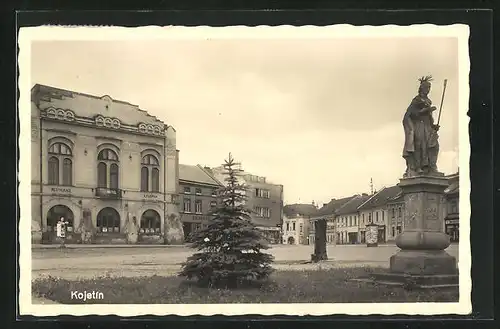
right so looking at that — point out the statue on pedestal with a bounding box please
[402,76,444,178]
[366,76,457,289]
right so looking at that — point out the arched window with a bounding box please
[140,209,161,234]
[96,207,121,233]
[97,149,119,189]
[140,167,149,192]
[48,142,73,186]
[110,163,119,189]
[97,162,107,188]
[62,159,72,185]
[48,157,59,185]
[141,154,160,193]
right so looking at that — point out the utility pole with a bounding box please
[370,178,374,195]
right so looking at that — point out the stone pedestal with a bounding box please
[370,175,458,289]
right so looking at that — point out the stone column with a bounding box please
[311,219,328,262]
[390,175,457,277]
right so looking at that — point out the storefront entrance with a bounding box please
[348,232,357,244]
[96,207,121,233]
[44,205,75,243]
[140,209,161,234]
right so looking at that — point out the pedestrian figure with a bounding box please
[56,216,69,248]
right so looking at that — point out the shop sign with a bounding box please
[51,187,71,194]
[445,219,459,225]
[143,193,159,199]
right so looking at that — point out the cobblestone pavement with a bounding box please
[31,244,459,280]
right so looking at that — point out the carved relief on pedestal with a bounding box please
[403,193,419,230]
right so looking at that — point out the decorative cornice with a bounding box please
[45,128,77,136]
[40,107,166,138]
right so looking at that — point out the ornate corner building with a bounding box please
[30,84,181,244]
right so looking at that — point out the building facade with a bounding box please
[444,172,459,243]
[210,167,284,244]
[334,194,370,244]
[178,164,223,241]
[282,203,317,245]
[357,186,401,244]
[31,84,180,244]
[386,191,405,241]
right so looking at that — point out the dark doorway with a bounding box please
[287,236,295,244]
[183,222,192,241]
[140,209,161,234]
[348,232,357,244]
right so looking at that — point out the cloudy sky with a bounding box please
[30,35,460,205]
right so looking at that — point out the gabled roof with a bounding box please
[387,190,404,203]
[283,204,318,218]
[179,164,223,187]
[335,194,370,215]
[314,195,358,217]
[357,186,402,211]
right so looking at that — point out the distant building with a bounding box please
[209,166,284,244]
[334,194,370,244]
[386,190,405,241]
[178,164,223,241]
[444,172,459,243]
[282,203,318,245]
[310,196,356,245]
[357,186,401,243]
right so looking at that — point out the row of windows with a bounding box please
[284,222,304,232]
[183,186,218,196]
[391,207,404,218]
[255,188,270,199]
[255,206,271,218]
[182,199,217,213]
[47,142,162,193]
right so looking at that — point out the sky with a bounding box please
[30,36,460,205]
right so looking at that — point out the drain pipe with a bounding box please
[38,108,44,235]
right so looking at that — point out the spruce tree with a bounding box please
[179,153,274,288]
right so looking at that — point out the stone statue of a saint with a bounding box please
[402,76,441,177]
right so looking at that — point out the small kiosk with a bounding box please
[365,222,379,247]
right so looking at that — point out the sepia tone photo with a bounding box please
[18,24,470,316]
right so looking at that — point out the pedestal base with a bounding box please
[311,253,328,262]
[369,272,459,289]
[390,250,457,275]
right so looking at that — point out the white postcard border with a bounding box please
[18,24,471,316]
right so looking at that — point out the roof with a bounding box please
[335,194,371,215]
[179,164,223,186]
[357,186,402,211]
[283,204,318,218]
[314,195,358,217]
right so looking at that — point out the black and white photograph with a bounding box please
[18,24,470,316]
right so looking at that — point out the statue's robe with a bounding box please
[402,95,437,172]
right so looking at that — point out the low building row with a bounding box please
[283,173,460,246]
